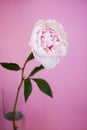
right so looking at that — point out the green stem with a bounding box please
[12,120,18,130]
[12,57,28,130]
[13,79,23,113]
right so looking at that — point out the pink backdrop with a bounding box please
[0,0,87,130]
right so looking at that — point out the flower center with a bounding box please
[36,26,59,52]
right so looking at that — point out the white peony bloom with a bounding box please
[29,19,68,69]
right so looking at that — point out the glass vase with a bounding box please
[2,88,25,130]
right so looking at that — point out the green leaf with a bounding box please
[0,63,21,71]
[24,78,32,102]
[26,52,34,62]
[32,78,53,97]
[29,65,44,77]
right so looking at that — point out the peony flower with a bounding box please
[0,19,68,130]
[29,19,68,69]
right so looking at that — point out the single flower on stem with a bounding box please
[0,19,68,130]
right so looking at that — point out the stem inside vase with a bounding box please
[3,53,34,130]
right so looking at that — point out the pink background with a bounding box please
[0,0,87,130]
